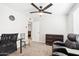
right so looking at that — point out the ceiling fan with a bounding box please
[30,3,53,15]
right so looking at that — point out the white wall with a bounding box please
[73,7,79,34]
[0,4,28,48]
[32,14,67,43]
[32,21,40,42]
[67,4,79,34]
[66,13,74,33]
[40,15,67,43]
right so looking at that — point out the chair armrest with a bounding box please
[17,38,24,41]
[53,41,65,46]
[54,43,65,46]
[54,41,64,44]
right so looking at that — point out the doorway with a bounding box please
[28,20,40,45]
[28,22,32,46]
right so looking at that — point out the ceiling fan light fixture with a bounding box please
[37,12,44,16]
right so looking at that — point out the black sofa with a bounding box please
[0,33,18,56]
[52,33,79,56]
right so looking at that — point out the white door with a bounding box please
[32,21,39,42]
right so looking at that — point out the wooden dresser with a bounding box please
[46,34,64,46]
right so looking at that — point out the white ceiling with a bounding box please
[2,3,73,15]
[2,3,73,21]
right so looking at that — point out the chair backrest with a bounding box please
[20,33,25,39]
[65,33,77,49]
[67,33,77,42]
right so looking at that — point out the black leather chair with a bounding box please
[0,33,18,56]
[52,33,79,56]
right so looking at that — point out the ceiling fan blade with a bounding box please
[31,3,40,11]
[42,3,53,11]
[30,11,39,13]
[43,11,52,14]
